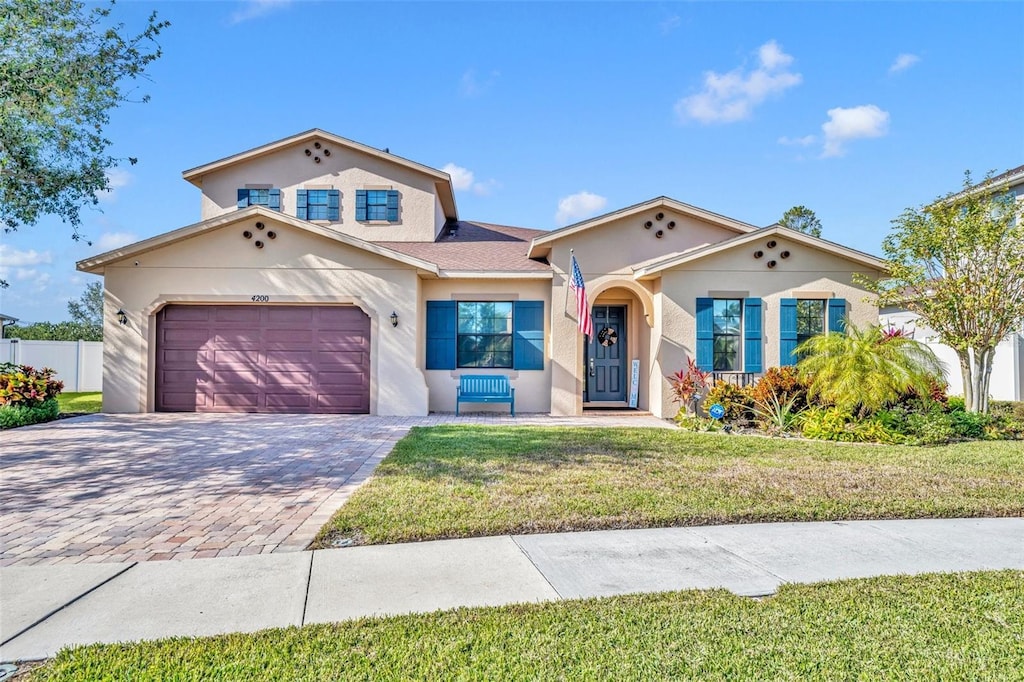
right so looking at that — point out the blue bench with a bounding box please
[456,375,515,416]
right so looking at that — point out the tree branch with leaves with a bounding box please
[861,171,1024,413]
[0,0,168,253]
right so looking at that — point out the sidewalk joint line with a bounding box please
[509,535,564,600]
[682,527,790,586]
[300,551,315,627]
[0,562,138,647]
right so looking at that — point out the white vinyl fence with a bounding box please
[0,339,103,392]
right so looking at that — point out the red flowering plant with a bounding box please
[0,363,64,407]
[667,357,712,415]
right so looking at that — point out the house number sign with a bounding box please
[251,295,270,302]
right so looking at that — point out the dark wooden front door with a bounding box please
[585,305,627,402]
[155,305,370,414]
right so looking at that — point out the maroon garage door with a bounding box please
[156,305,370,413]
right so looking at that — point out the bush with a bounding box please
[0,363,64,407]
[991,400,1024,421]
[801,407,859,442]
[750,366,810,412]
[705,381,756,422]
[0,398,59,429]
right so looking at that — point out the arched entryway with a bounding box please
[583,282,654,410]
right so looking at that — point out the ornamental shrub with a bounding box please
[0,398,59,429]
[0,363,64,407]
[705,381,756,422]
[750,366,810,412]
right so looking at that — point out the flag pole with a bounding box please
[564,248,573,313]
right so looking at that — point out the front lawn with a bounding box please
[28,571,1024,680]
[56,392,102,414]
[316,426,1024,547]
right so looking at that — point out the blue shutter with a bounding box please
[268,189,281,211]
[828,298,847,335]
[355,190,367,221]
[426,301,457,370]
[386,190,399,222]
[513,300,544,370]
[296,189,308,220]
[237,189,248,209]
[327,190,340,221]
[695,297,714,372]
[780,298,798,366]
[743,298,763,373]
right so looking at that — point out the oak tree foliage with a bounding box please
[0,0,168,246]
[864,171,1024,413]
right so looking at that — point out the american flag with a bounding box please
[569,253,594,339]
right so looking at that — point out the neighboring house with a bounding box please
[78,129,887,417]
[880,164,1024,402]
[0,313,17,340]
[880,307,1023,402]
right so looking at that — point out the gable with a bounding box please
[541,204,751,276]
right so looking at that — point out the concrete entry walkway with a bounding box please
[0,412,669,568]
[1,518,1021,662]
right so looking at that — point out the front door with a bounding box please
[585,305,627,402]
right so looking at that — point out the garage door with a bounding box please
[156,305,370,413]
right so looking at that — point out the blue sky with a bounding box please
[2,0,1022,322]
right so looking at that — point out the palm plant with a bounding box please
[796,322,945,416]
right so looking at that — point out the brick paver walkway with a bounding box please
[0,412,668,567]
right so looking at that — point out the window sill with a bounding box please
[449,369,520,378]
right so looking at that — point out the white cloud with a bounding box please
[555,191,608,226]
[96,232,139,251]
[459,69,500,98]
[442,163,498,196]
[229,0,292,25]
[97,168,132,204]
[660,15,681,34]
[778,135,816,146]
[821,104,890,157]
[888,53,921,74]
[675,40,802,124]
[0,244,52,267]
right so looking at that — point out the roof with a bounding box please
[632,225,889,278]
[379,222,552,277]
[180,129,459,220]
[0,313,18,323]
[943,164,1024,204]
[527,196,760,259]
[76,206,441,276]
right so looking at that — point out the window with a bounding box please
[356,189,399,222]
[796,299,825,345]
[457,302,513,368]
[712,299,742,371]
[237,188,280,210]
[306,190,329,220]
[366,190,389,221]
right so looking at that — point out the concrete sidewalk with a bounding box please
[2,517,1022,662]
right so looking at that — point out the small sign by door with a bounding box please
[628,359,639,408]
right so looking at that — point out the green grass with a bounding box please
[28,571,1024,681]
[316,426,1024,547]
[55,392,102,414]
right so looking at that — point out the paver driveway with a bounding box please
[1,412,669,567]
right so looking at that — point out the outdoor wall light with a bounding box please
[390,311,399,328]
[116,309,128,325]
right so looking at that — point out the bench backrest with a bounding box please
[460,375,511,395]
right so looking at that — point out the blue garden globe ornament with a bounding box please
[708,403,725,420]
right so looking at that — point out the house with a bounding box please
[78,129,887,418]
[0,313,17,339]
[880,163,1024,402]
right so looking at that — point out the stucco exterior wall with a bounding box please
[654,236,883,418]
[100,214,428,415]
[542,207,741,416]
[194,141,444,242]
[420,279,553,413]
